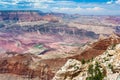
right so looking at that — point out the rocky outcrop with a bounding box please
[53,43,120,80]
[27,35,120,77]
[53,59,83,80]
[69,35,120,60]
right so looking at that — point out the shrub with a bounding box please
[81,58,86,64]
[86,62,105,80]
[108,64,114,72]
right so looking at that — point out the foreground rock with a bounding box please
[53,43,120,80]
[53,59,82,80]
[0,36,120,80]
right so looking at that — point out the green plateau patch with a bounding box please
[34,44,44,49]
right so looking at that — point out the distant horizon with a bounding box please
[0,10,120,16]
[0,0,120,15]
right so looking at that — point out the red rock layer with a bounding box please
[0,37,120,79]
[0,54,54,80]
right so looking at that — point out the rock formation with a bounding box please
[0,11,119,80]
[53,43,120,80]
[0,36,119,80]
[0,53,54,80]
[0,11,59,22]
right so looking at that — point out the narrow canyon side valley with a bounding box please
[0,11,120,80]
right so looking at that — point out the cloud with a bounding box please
[0,0,17,5]
[0,0,120,15]
[86,7,104,11]
[52,7,82,12]
[106,0,120,5]
[0,0,54,10]
[116,0,120,4]
[2,0,53,3]
[106,0,113,4]
[52,6,104,15]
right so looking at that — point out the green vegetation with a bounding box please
[86,58,94,63]
[108,64,114,72]
[74,66,80,71]
[81,58,86,64]
[86,60,90,63]
[111,44,116,50]
[104,58,109,62]
[91,57,94,62]
[86,62,105,80]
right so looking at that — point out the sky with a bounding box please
[0,0,120,15]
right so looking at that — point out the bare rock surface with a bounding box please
[53,41,120,80]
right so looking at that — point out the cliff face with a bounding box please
[115,26,120,36]
[105,16,120,24]
[2,22,98,39]
[48,35,120,78]
[0,54,54,80]
[0,21,98,54]
[0,11,58,22]
[0,36,120,80]
[0,11,119,80]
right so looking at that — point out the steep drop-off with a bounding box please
[0,35,120,80]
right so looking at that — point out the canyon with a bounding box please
[0,11,120,80]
